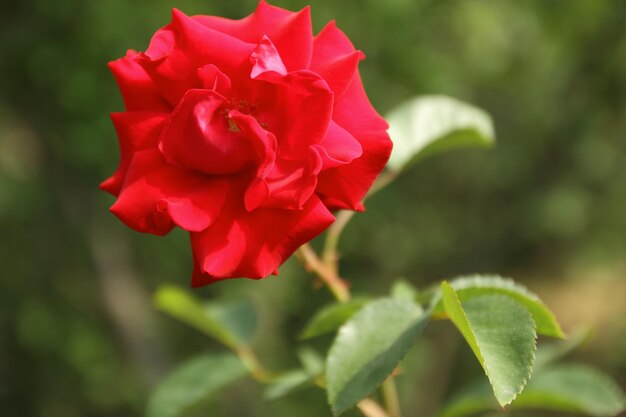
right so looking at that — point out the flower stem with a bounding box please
[322,210,355,273]
[382,377,402,417]
[235,345,272,383]
[358,398,391,417]
[297,244,350,302]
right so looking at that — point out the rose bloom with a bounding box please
[102,1,392,286]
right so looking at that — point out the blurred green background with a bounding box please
[1,0,625,416]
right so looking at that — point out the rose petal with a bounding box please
[194,2,312,70]
[108,50,170,112]
[111,149,230,234]
[197,64,232,94]
[245,147,323,211]
[100,112,169,196]
[312,21,357,67]
[193,0,294,43]
[159,89,258,175]
[314,121,363,170]
[190,193,335,285]
[316,130,392,210]
[311,50,364,101]
[250,36,288,80]
[333,70,389,134]
[136,9,255,106]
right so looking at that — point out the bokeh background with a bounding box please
[1,0,625,416]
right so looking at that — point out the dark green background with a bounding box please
[1,0,625,416]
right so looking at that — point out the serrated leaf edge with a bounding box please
[442,282,537,407]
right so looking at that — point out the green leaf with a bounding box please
[264,370,314,400]
[300,298,369,340]
[326,298,429,415]
[387,95,495,171]
[515,365,626,416]
[154,285,256,349]
[433,275,564,338]
[534,328,591,370]
[441,282,537,406]
[264,348,324,401]
[146,353,248,417]
[437,365,626,417]
[204,299,257,347]
[391,280,418,301]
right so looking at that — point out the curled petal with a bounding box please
[108,50,170,112]
[100,112,169,196]
[159,89,258,175]
[245,147,323,211]
[197,64,232,94]
[316,130,392,211]
[190,193,335,285]
[314,121,363,170]
[250,36,287,80]
[111,149,230,234]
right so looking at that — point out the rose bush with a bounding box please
[101,0,392,285]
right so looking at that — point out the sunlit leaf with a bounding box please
[387,95,495,171]
[441,282,537,406]
[146,353,248,417]
[326,298,429,415]
[432,275,564,338]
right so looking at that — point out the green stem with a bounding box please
[358,398,391,417]
[382,377,402,417]
[235,345,272,383]
[297,244,350,302]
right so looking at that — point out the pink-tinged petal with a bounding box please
[312,21,357,67]
[316,130,392,210]
[159,89,258,175]
[197,64,232,94]
[108,51,170,112]
[111,149,230,235]
[190,193,335,285]
[312,50,364,101]
[314,121,363,170]
[250,36,287,80]
[100,112,169,196]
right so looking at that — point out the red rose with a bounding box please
[102,1,392,285]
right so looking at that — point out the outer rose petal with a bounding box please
[311,21,357,67]
[194,1,313,70]
[111,149,230,235]
[108,51,170,112]
[316,130,391,210]
[100,112,169,196]
[190,193,335,285]
[137,9,255,105]
[316,72,392,210]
